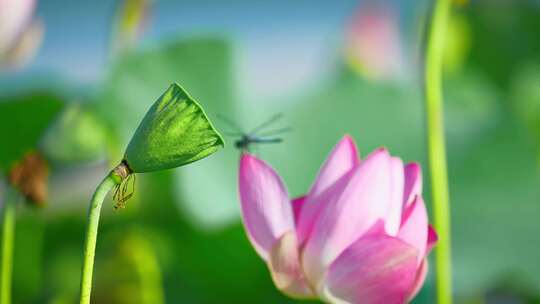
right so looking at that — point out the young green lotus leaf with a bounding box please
[41,104,109,163]
[124,83,224,173]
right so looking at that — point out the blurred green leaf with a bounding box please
[511,62,540,147]
[467,1,540,89]
[0,93,64,172]
[448,117,540,295]
[41,104,109,163]
[444,69,500,150]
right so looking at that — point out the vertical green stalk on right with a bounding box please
[424,0,453,303]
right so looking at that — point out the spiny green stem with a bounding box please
[424,0,453,303]
[79,172,120,304]
[1,188,19,304]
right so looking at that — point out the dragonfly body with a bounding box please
[219,113,289,152]
[235,135,283,151]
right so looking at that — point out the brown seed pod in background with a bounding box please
[8,151,49,206]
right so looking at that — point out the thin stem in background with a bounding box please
[0,188,19,304]
[424,0,453,303]
[127,236,165,304]
[79,172,119,304]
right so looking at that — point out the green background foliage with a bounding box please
[1,0,540,303]
[0,94,64,171]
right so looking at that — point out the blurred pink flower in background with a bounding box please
[238,136,437,303]
[0,0,43,70]
[345,2,404,81]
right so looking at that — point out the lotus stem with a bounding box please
[79,168,123,304]
[1,188,19,304]
[424,0,453,303]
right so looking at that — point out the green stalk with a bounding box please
[1,188,19,304]
[79,170,122,304]
[424,0,453,304]
[125,236,165,304]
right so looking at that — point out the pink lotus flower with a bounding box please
[238,135,437,303]
[345,2,405,81]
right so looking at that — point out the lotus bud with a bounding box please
[123,83,224,173]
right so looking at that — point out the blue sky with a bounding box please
[2,0,422,101]
[31,0,356,81]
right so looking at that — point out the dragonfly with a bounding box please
[218,113,291,153]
